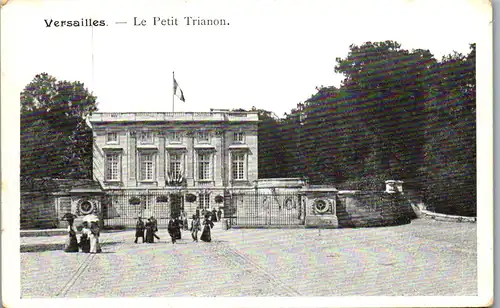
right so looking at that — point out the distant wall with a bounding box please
[337,191,418,228]
[21,193,58,229]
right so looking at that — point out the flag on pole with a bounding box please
[173,77,185,102]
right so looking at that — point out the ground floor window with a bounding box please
[199,193,210,209]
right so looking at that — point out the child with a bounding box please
[79,222,91,253]
[89,221,102,254]
[190,214,201,242]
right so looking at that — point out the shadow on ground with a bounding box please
[20,241,122,253]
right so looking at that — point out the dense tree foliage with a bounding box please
[257,41,476,216]
[21,73,98,180]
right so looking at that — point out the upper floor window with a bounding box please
[105,153,121,181]
[198,131,210,143]
[139,152,155,181]
[170,131,182,143]
[139,131,154,144]
[198,153,212,180]
[168,153,184,180]
[106,132,118,144]
[232,153,246,180]
[233,131,245,144]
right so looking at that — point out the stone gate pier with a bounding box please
[302,186,339,228]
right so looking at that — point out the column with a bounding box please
[186,130,195,186]
[158,132,166,185]
[129,130,137,186]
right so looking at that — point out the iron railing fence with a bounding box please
[230,192,305,226]
[101,190,186,228]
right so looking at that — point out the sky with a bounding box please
[2,0,491,117]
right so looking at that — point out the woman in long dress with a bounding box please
[64,218,79,253]
[200,215,214,242]
[145,219,154,243]
[79,222,91,253]
[89,222,102,254]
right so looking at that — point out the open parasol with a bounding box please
[82,213,100,223]
[61,213,77,221]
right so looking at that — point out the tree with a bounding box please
[419,44,476,216]
[298,41,476,215]
[21,73,98,180]
[333,41,436,183]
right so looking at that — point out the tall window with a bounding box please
[105,153,120,181]
[169,153,183,179]
[233,131,245,143]
[140,153,155,181]
[140,131,153,144]
[232,153,245,180]
[198,131,209,143]
[106,132,118,144]
[199,194,210,209]
[198,153,211,180]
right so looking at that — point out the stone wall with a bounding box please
[21,193,58,229]
[337,191,418,228]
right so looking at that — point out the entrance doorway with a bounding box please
[170,194,184,218]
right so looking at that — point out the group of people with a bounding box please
[201,208,222,223]
[134,212,217,244]
[134,216,160,243]
[64,217,101,254]
[188,214,214,243]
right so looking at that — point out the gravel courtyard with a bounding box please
[20,218,477,297]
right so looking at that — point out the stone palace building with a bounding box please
[87,110,259,219]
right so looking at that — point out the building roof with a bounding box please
[87,111,259,125]
[21,178,103,194]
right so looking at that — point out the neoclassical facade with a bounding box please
[87,111,259,213]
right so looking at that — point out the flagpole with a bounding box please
[172,71,175,113]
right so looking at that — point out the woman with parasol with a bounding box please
[83,213,102,253]
[62,213,79,252]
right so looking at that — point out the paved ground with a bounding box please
[20,218,477,297]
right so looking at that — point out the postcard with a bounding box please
[1,0,493,307]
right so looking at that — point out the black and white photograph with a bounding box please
[1,0,493,307]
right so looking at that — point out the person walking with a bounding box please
[150,216,160,240]
[183,211,189,231]
[89,221,102,254]
[190,214,201,242]
[167,217,177,244]
[174,216,182,240]
[211,208,218,222]
[134,217,145,244]
[200,215,214,242]
[145,218,154,243]
[64,217,79,253]
[217,208,222,221]
[79,221,91,253]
